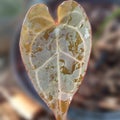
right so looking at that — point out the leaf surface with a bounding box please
[20,1,92,119]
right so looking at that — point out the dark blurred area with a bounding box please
[0,0,120,120]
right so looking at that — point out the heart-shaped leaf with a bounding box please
[20,1,92,119]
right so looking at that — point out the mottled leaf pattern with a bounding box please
[20,1,92,120]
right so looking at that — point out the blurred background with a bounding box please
[0,0,120,120]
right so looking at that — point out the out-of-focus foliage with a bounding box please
[0,0,24,17]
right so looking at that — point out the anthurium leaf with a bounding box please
[20,1,92,119]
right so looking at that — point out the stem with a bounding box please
[55,113,67,120]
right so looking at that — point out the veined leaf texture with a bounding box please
[20,1,92,119]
